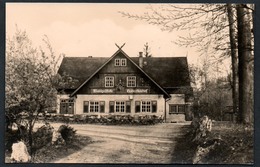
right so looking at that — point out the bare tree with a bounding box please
[120,3,254,124]
[143,42,152,57]
[120,4,230,58]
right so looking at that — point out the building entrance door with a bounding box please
[60,99,74,114]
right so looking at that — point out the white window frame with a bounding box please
[105,76,114,87]
[115,58,127,66]
[141,101,151,112]
[115,59,121,66]
[127,76,136,87]
[121,58,127,66]
[115,101,125,113]
[90,101,100,113]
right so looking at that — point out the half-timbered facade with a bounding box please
[57,48,193,122]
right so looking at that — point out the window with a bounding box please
[178,105,185,113]
[169,105,177,114]
[83,101,89,113]
[141,101,151,112]
[135,100,156,113]
[90,101,99,113]
[115,101,125,112]
[109,101,130,113]
[115,59,120,66]
[83,101,105,113]
[115,58,127,66]
[105,76,114,87]
[169,104,185,114]
[121,59,127,66]
[127,76,136,87]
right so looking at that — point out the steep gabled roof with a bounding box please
[57,50,192,97]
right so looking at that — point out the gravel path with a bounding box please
[35,123,190,163]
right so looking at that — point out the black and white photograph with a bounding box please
[5,3,254,164]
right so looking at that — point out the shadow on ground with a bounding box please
[170,124,196,164]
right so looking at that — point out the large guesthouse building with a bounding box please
[57,48,193,122]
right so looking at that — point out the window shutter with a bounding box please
[83,101,89,113]
[109,101,114,113]
[100,101,105,113]
[135,101,140,113]
[152,101,157,113]
[126,101,131,113]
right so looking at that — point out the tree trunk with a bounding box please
[28,122,34,155]
[227,4,239,121]
[236,4,254,124]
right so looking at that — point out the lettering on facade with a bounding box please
[126,89,149,93]
[91,88,149,94]
[91,89,114,93]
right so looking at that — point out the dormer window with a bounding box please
[115,58,127,66]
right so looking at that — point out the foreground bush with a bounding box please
[33,123,54,150]
[38,114,164,125]
[58,125,77,144]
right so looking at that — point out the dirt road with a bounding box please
[40,123,190,163]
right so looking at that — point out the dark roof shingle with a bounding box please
[58,56,191,89]
[58,57,107,87]
[131,57,191,88]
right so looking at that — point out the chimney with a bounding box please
[139,52,143,68]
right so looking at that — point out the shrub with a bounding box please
[58,125,76,144]
[5,131,21,151]
[33,123,54,149]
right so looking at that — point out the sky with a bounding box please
[6,3,200,64]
